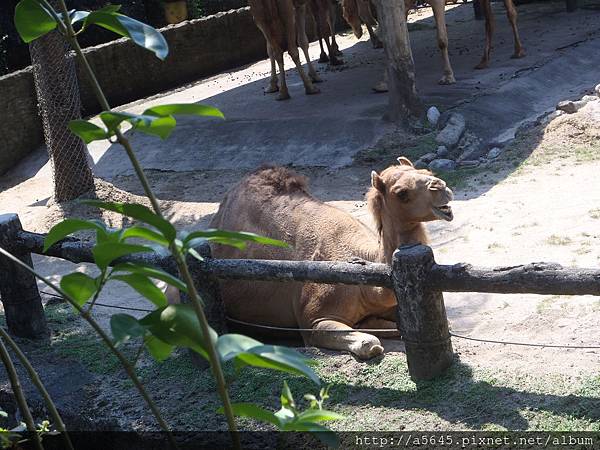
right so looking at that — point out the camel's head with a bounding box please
[367,157,454,235]
[342,0,364,39]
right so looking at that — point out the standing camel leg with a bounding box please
[428,0,456,84]
[321,1,344,65]
[475,0,495,69]
[289,3,322,90]
[357,0,383,48]
[273,45,291,100]
[265,43,279,93]
[504,0,525,59]
[366,24,384,48]
[328,0,343,56]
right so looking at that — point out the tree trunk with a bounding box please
[373,0,422,121]
[29,24,94,202]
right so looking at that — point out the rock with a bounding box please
[557,100,577,114]
[436,145,448,158]
[487,147,502,159]
[420,152,437,163]
[427,106,441,126]
[428,159,456,172]
[581,95,599,103]
[459,160,480,168]
[457,142,482,162]
[595,83,600,96]
[541,110,564,125]
[435,113,466,148]
[414,159,429,169]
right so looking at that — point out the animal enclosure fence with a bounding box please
[1,213,599,380]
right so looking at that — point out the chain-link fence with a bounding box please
[30,30,94,202]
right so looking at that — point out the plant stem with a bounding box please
[0,335,43,450]
[53,1,241,447]
[0,247,178,450]
[0,328,74,450]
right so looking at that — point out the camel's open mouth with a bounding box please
[432,205,454,221]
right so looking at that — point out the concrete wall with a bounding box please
[0,7,267,175]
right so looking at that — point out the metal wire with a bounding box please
[39,290,600,349]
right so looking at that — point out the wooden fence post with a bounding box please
[0,214,48,338]
[391,244,453,380]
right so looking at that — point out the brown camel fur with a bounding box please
[209,157,454,359]
[310,0,344,65]
[342,0,383,49]
[250,0,322,100]
[475,0,525,69]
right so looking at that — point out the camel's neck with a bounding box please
[377,220,429,265]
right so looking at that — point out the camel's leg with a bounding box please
[265,43,279,93]
[286,4,321,92]
[305,320,384,359]
[315,9,330,63]
[366,24,383,49]
[475,0,495,69]
[504,0,525,59]
[295,4,323,84]
[273,46,290,100]
[322,2,344,65]
[328,1,343,56]
[356,317,400,338]
[429,0,456,84]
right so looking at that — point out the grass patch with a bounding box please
[546,235,572,246]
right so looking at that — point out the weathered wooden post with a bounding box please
[391,244,453,380]
[0,214,48,338]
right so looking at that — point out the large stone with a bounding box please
[414,159,429,169]
[427,106,441,126]
[557,100,577,114]
[435,113,466,148]
[428,159,456,172]
[595,83,600,96]
[436,146,448,158]
[487,147,502,159]
[420,152,437,163]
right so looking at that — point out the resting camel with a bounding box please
[250,0,321,100]
[476,0,525,69]
[209,158,454,359]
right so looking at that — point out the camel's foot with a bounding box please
[474,59,489,70]
[264,84,279,93]
[305,85,321,95]
[372,81,389,93]
[438,74,456,85]
[329,56,344,66]
[334,49,343,57]
[371,38,384,49]
[310,73,323,83]
[276,90,291,101]
[349,336,384,360]
[318,52,329,63]
[511,49,526,59]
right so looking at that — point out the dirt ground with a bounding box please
[0,0,599,438]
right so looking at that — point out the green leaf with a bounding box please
[14,0,57,43]
[98,111,177,139]
[144,334,174,361]
[217,335,319,385]
[112,262,187,293]
[110,314,146,345]
[120,226,169,247]
[84,11,168,60]
[143,104,225,120]
[81,201,176,242]
[140,305,217,360]
[60,272,97,307]
[134,115,177,139]
[281,380,295,409]
[44,218,107,252]
[282,422,340,448]
[296,409,345,423]
[112,273,167,307]
[183,229,288,250]
[92,242,154,270]
[218,403,281,427]
[68,120,109,144]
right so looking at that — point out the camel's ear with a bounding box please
[397,156,413,167]
[371,171,385,193]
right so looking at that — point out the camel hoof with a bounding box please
[372,81,389,93]
[264,85,279,94]
[305,86,321,95]
[474,60,489,70]
[276,91,291,101]
[329,57,344,66]
[318,53,329,63]
[438,75,456,85]
[310,74,323,83]
[511,50,526,59]
[334,49,343,57]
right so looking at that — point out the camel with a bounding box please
[476,0,525,69]
[250,0,322,100]
[309,0,344,65]
[209,157,454,359]
[341,0,384,49]
[343,0,455,88]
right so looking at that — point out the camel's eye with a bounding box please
[396,188,410,202]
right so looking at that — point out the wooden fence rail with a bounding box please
[1,213,599,380]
